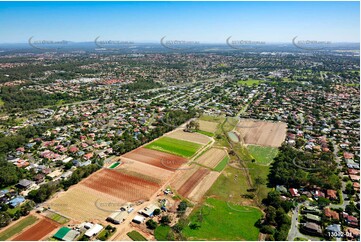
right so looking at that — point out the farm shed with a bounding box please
[132,215,145,224]
[53,227,79,241]
[62,230,80,241]
[140,204,159,217]
[107,211,128,224]
[85,224,103,237]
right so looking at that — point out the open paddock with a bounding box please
[236,119,287,147]
[122,147,188,170]
[198,120,219,133]
[187,171,221,202]
[166,130,211,145]
[170,166,200,191]
[11,218,60,241]
[196,148,227,169]
[81,169,160,202]
[116,157,174,183]
[177,168,210,198]
[49,169,160,222]
[47,185,122,222]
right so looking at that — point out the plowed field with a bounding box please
[12,218,59,241]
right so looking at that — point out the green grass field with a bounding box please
[109,162,120,169]
[196,130,214,137]
[46,211,69,224]
[206,165,251,203]
[238,79,263,86]
[182,198,262,241]
[127,231,147,241]
[154,225,171,241]
[213,156,229,172]
[247,145,278,165]
[0,215,38,241]
[145,136,202,158]
[247,162,271,201]
[0,98,4,107]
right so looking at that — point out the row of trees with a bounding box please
[258,191,294,240]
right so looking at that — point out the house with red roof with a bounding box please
[324,207,339,221]
[343,152,354,159]
[69,146,79,153]
[326,189,338,200]
[83,153,93,160]
[342,212,359,227]
[289,188,299,197]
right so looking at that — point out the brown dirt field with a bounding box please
[166,130,211,145]
[122,147,188,171]
[196,148,226,168]
[188,171,221,202]
[170,165,200,190]
[12,218,59,241]
[236,119,287,147]
[47,185,123,222]
[177,168,210,198]
[198,120,218,133]
[117,157,174,183]
[81,169,160,202]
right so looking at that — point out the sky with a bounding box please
[0,1,359,43]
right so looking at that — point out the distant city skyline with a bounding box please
[0,1,359,43]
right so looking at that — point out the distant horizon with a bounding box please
[0,39,360,45]
[0,1,359,43]
[0,40,360,47]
